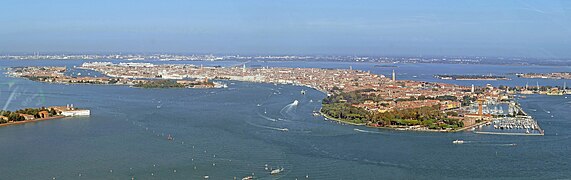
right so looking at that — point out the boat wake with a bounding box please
[353,128,386,134]
[257,112,277,122]
[279,100,299,116]
[246,121,289,132]
[460,141,517,146]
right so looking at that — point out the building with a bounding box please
[60,109,90,117]
[38,111,50,118]
[19,114,35,120]
[51,104,91,117]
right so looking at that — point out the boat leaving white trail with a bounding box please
[245,121,289,132]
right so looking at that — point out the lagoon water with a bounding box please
[1,60,570,179]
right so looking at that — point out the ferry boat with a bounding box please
[452,139,464,144]
[270,168,284,175]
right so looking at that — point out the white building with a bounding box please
[61,109,91,117]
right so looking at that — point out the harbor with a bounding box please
[473,101,544,136]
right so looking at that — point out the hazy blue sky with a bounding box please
[1,0,570,58]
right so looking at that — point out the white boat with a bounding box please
[257,104,261,107]
[452,139,464,144]
[242,176,253,180]
[270,168,284,175]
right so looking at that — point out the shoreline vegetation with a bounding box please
[0,107,62,127]
[320,89,465,132]
[0,105,90,128]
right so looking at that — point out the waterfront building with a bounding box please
[51,104,91,117]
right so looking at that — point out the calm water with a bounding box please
[0,60,570,179]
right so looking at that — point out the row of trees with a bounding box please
[321,103,369,124]
[321,92,465,130]
[0,107,58,124]
[368,105,463,129]
[134,80,186,88]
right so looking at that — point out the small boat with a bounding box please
[452,139,464,144]
[278,128,288,132]
[204,175,209,179]
[167,134,174,140]
[242,176,254,180]
[257,104,261,107]
[270,168,284,175]
[301,90,306,95]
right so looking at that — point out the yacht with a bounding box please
[270,168,284,175]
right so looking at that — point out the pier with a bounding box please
[473,102,544,136]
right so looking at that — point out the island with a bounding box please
[0,104,90,127]
[434,74,509,80]
[6,66,226,89]
[516,72,571,79]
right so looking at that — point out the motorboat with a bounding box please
[452,139,464,144]
[270,168,284,175]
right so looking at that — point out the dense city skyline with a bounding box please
[1,0,570,58]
